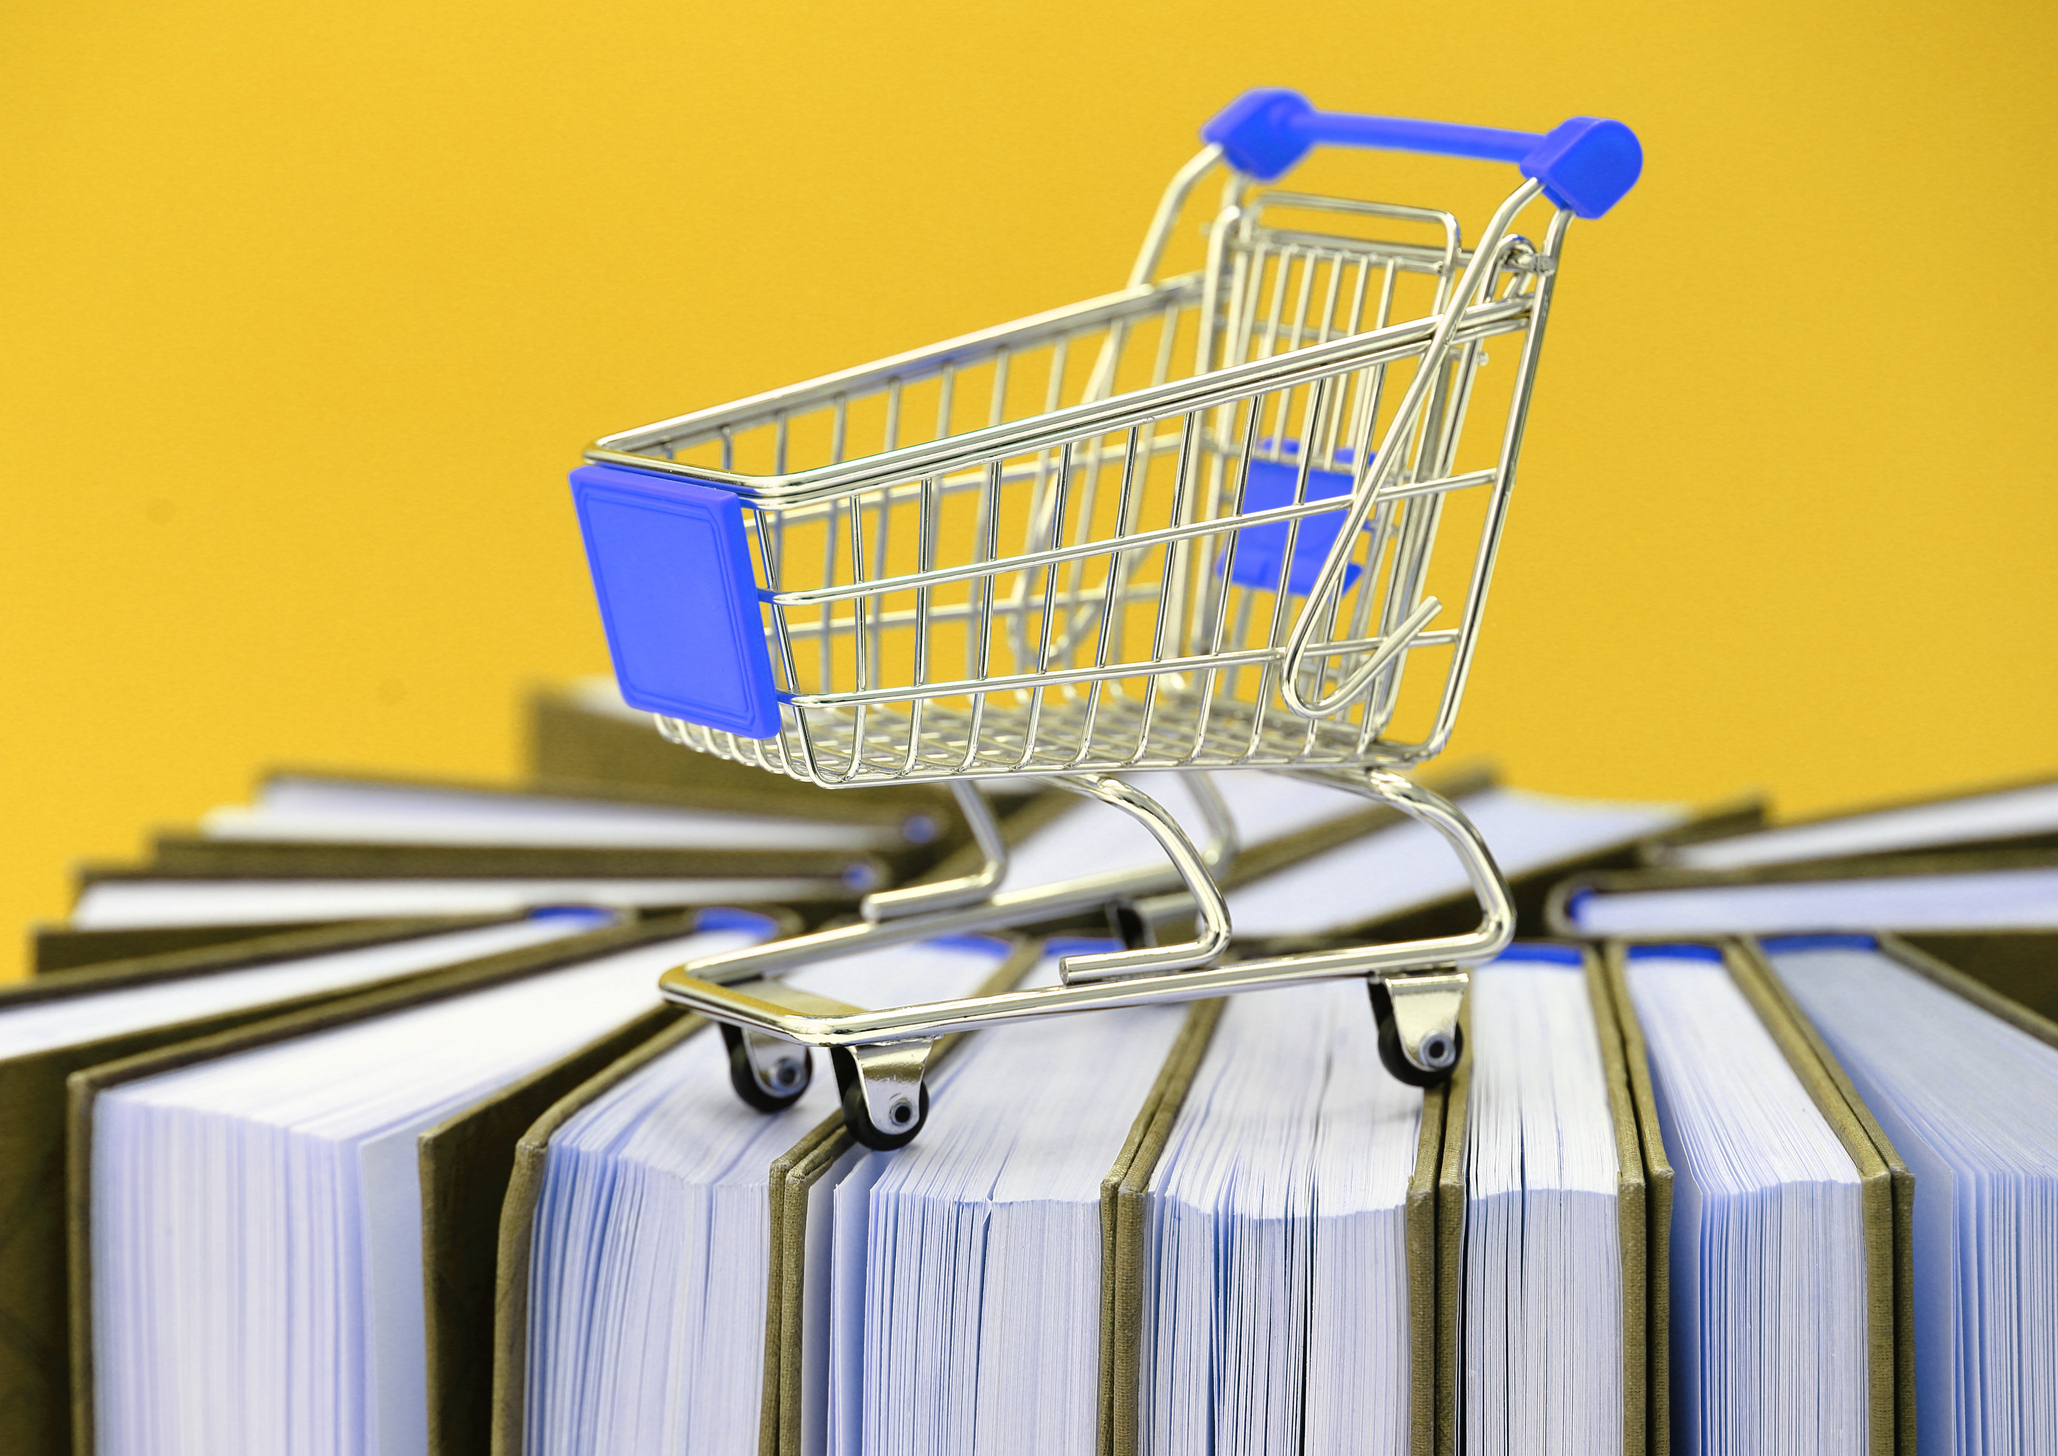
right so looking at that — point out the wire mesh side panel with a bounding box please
[652,192,1562,785]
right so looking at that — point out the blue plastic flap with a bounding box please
[569,464,782,739]
[1227,452,1364,597]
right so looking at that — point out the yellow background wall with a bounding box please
[4,1,2054,973]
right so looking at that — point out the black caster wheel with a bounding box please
[1368,980,1464,1089]
[722,1025,813,1113]
[831,1046,930,1151]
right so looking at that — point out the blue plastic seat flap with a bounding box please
[569,464,783,739]
[1226,450,1366,597]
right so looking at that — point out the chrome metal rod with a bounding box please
[588,297,1533,505]
[1128,145,1224,289]
[1309,766,1518,940]
[859,781,1008,921]
[1047,774,1232,984]
[663,847,1191,990]
[1277,179,1549,717]
[594,280,1202,458]
[1186,770,1239,873]
[660,771,1514,1047]
[661,924,1504,1048]
[660,771,1248,990]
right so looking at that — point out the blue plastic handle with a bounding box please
[1201,88,1642,219]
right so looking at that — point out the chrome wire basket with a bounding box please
[569,88,1641,1147]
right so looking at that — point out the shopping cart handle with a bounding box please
[1202,88,1641,219]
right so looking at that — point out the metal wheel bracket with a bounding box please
[833,1038,936,1140]
[703,977,860,1115]
[1375,967,1467,1074]
[737,1026,813,1100]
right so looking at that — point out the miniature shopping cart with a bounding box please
[569,89,1642,1147]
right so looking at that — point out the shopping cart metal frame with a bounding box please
[568,89,1641,1147]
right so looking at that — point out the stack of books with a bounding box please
[7,681,2053,1455]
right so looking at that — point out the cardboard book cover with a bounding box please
[0,915,509,1456]
[60,910,765,1456]
[1601,938,1915,1456]
[487,938,1038,1456]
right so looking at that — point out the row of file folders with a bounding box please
[6,681,2056,1456]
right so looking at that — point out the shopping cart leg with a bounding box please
[1311,767,1511,1084]
[665,772,1244,1134]
[1046,774,1235,986]
[858,780,1009,921]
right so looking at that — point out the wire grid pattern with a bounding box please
[603,188,1566,786]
